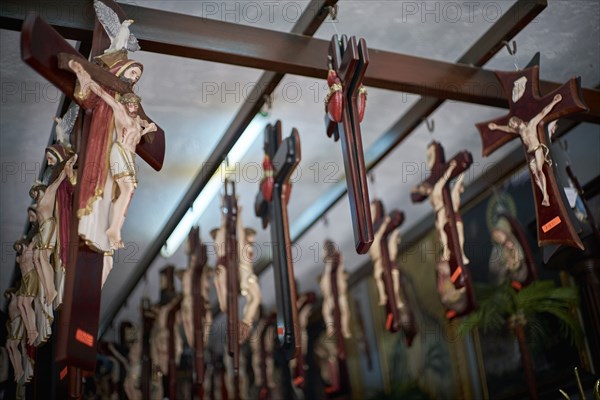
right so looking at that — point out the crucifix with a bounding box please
[318,240,351,397]
[176,227,210,399]
[291,291,316,388]
[223,179,241,400]
[254,121,301,361]
[369,200,417,345]
[475,56,588,252]
[19,0,165,387]
[252,311,277,400]
[21,0,164,377]
[324,34,373,255]
[188,227,210,399]
[166,294,182,400]
[411,141,475,319]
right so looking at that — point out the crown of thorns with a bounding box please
[120,92,142,104]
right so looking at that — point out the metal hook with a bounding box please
[503,40,517,56]
[322,215,329,228]
[425,118,435,133]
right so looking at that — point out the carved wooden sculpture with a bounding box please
[411,142,475,319]
[324,35,373,254]
[237,209,261,343]
[475,56,588,252]
[369,200,417,344]
[319,240,351,397]
[20,1,165,380]
[251,312,277,400]
[291,291,316,388]
[254,121,301,360]
[4,289,24,382]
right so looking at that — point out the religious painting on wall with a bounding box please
[458,167,582,399]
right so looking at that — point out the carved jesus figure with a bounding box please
[488,94,562,206]
[14,239,39,345]
[319,242,351,339]
[368,209,390,307]
[237,206,261,342]
[68,59,157,251]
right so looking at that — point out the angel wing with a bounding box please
[54,103,80,146]
[93,0,121,39]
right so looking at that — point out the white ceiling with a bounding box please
[1,0,598,339]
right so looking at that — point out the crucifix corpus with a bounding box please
[19,0,165,380]
[411,141,475,319]
[324,34,373,254]
[476,56,588,251]
[255,121,301,361]
[369,200,417,344]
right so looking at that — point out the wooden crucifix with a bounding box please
[189,227,210,399]
[411,141,475,319]
[20,1,165,379]
[140,297,156,400]
[369,200,417,345]
[291,291,316,388]
[475,56,588,251]
[166,295,182,400]
[254,121,301,361]
[223,179,241,399]
[324,34,373,255]
[319,240,351,397]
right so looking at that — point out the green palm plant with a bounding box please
[459,280,581,400]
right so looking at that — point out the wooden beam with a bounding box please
[2,0,598,121]
[98,0,339,337]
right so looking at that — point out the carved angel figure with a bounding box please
[94,0,141,54]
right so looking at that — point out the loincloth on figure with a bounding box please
[35,218,56,250]
[527,143,552,166]
[110,141,138,199]
[17,270,40,298]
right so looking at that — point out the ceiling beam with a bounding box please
[98,0,339,337]
[253,0,550,275]
[2,0,599,121]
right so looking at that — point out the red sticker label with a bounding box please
[277,327,284,335]
[451,266,462,283]
[542,216,561,233]
[75,328,95,347]
[60,367,68,380]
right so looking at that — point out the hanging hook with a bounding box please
[368,172,375,184]
[502,40,519,70]
[322,214,329,228]
[425,118,435,133]
[502,40,517,56]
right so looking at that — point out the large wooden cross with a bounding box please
[19,0,165,383]
[411,142,475,318]
[254,121,301,361]
[325,34,373,255]
[476,57,587,251]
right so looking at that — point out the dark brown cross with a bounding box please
[254,121,301,361]
[189,227,209,399]
[476,57,587,251]
[19,1,166,387]
[325,34,373,255]
[222,179,241,399]
[322,240,351,397]
[371,201,417,345]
